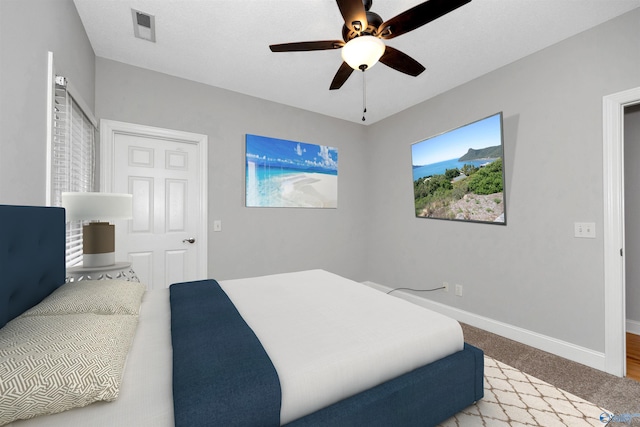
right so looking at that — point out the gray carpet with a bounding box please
[461,323,640,419]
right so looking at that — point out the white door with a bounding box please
[101,120,208,290]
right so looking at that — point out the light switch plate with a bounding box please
[574,222,595,238]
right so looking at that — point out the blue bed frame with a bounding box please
[1,204,484,426]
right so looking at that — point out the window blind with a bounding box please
[51,78,96,267]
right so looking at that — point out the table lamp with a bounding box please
[62,192,133,267]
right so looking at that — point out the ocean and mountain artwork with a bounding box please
[411,113,506,224]
[245,134,338,208]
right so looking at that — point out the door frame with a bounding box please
[100,119,208,282]
[603,86,640,376]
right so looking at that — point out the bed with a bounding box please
[0,204,483,426]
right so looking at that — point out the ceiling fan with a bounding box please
[269,0,472,90]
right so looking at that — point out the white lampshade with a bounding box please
[341,36,386,71]
[62,192,133,222]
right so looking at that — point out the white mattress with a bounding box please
[219,269,464,424]
[9,269,463,426]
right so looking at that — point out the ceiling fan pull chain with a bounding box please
[362,69,367,122]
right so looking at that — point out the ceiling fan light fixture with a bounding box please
[341,36,385,71]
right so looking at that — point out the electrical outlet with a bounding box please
[455,284,463,297]
[443,282,449,292]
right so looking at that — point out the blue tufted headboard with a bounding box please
[0,205,66,328]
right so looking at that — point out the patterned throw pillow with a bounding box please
[0,313,138,425]
[21,279,146,316]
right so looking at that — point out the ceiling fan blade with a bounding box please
[270,40,344,52]
[377,0,471,40]
[330,62,355,90]
[379,46,426,76]
[336,0,368,33]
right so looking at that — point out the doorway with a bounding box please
[100,120,208,289]
[624,104,640,380]
[603,86,640,377]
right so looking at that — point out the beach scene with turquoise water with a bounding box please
[246,134,338,208]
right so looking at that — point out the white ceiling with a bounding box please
[73,0,640,125]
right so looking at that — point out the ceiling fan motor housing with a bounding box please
[342,11,383,41]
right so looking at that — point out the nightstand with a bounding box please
[66,262,140,283]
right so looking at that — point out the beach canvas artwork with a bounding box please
[411,112,506,224]
[245,134,338,208]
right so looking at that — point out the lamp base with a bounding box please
[82,252,116,268]
[83,222,116,267]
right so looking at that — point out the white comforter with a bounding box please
[219,269,464,424]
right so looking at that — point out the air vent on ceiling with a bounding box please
[131,9,156,42]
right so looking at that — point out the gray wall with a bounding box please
[0,0,95,205]
[366,9,640,353]
[95,59,368,282]
[625,104,640,325]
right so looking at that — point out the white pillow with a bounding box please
[22,279,146,316]
[0,313,138,425]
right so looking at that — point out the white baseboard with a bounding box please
[361,281,606,372]
[627,319,640,335]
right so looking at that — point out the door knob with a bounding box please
[182,238,196,244]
